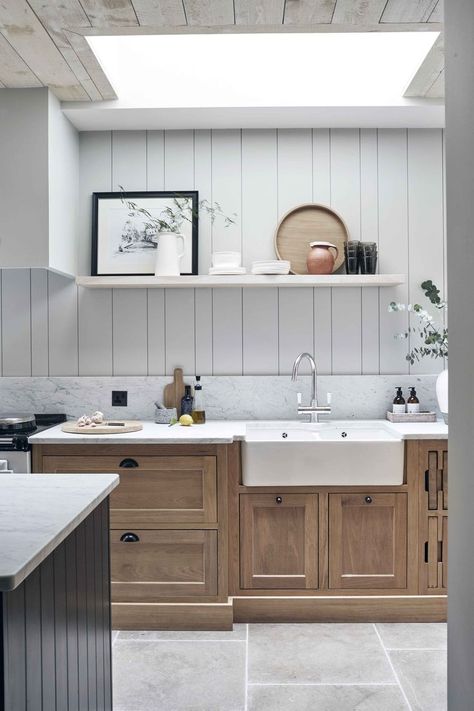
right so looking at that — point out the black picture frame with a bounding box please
[91,190,199,276]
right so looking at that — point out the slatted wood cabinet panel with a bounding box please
[240,493,319,589]
[111,529,218,600]
[328,493,408,590]
[42,454,217,525]
[417,441,448,593]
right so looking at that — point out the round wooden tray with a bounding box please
[62,420,143,435]
[274,203,349,274]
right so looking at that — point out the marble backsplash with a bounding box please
[0,375,440,421]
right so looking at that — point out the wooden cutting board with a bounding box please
[163,368,185,415]
[275,203,349,274]
[62,420,143,435]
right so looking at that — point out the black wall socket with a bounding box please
[112,390,128,407]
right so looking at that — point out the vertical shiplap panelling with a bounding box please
[146,130,165,190]
[330,129,362,374]
[77,132,113,374]
[360,128,380,374]
[111,131,148,376]
[194,130,212,275]
[277,129,314,373]
[312,128,332,373]
[243,288,279,374]
[1,269,31,376]
[378,129,409,374]
[194,130,214,374]
[212,288,243,374]
[31,269,49,376]
[78,288,113,375]
[194,288,213,375]
[164,130,196,374]
[146,131,166,374]
[48,271,78,375]
[78,131,112,276]
[241,129,278,373]
[164,289,196,374]
[211,130,243,374]
[407,129,445,375]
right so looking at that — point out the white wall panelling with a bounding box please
[0,128,445,377]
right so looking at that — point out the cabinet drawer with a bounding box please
[42,455,217,525]
[110,529,217,601]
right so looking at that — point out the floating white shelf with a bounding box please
[76,274,405,289]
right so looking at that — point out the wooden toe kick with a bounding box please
[232,595,447,623]
[112,601,234,631]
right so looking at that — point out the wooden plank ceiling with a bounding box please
[0,0,443,101]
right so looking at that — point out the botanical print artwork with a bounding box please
[93,192,197,276]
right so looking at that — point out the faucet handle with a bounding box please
[297,392,302,406]
[327,392,332,405]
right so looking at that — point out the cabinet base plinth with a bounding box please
[232,595,447,624]
[112,601,234,630]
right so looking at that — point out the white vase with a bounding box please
[436,368,448,424]
[154,232,185,276]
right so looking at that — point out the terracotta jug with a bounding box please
[306,241,339,275]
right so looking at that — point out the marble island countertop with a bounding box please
[29,419,448,444]
[0,474,119,591]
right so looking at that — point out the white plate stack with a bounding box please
[251,260,291,275]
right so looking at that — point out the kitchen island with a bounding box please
[0,473,119,710]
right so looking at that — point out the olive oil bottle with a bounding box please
[192,376,206,424]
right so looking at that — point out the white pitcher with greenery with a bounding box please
[389,280,448,422]
[121,190,236,276]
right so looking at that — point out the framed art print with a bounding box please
[91,190,199,276]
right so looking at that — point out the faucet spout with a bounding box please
[291,352,331,423]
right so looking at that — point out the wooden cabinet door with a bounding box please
[329,493,407,590]
[42,455,217,525]
[240,494,318,590]
[418,442,448,593]
[111,529,217,601]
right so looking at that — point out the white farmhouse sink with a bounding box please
[242,421,404,486]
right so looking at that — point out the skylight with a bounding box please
[87,31,439,108]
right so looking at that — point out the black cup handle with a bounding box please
[120,532,140,543]
[119,458,139,468]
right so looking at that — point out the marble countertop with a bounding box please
[0,473,119,591]
[29,419,448,444]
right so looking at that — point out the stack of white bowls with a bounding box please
[209,251,246,275]
[251,260,290,275]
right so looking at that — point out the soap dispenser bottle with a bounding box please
[192,376,206,424]
[393,387,406,414]
[407,387,420,414]
[180,385,194,416]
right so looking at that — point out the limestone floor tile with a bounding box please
[389,650,447,711]
[248,684,409,711]
[248,624,395,684]
[116,623,247,641]
[376,623,447,650]
[112,640,246,711]
[111,630,119,644]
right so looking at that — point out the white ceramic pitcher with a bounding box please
[155,232,185,276]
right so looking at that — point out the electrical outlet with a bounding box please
[112,390,128,407]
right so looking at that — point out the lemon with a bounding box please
[179,414,193,427]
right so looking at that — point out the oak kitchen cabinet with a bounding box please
[34,444,231,630]
[240,493,318,590]
[328,493,407,590]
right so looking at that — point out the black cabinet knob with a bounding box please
[119,458,139,468]
[276,496,283,504]
[120,532,140,543]
[364,496,373,504]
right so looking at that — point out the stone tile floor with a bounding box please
[112,623,447,711]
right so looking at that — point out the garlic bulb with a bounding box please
[92,411,104,424]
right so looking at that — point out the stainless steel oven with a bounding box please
[0,414,66,473]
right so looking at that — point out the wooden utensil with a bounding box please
[163,368,186,416]
[275,203,349,274]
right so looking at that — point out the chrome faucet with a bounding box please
[291,352,331,423]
